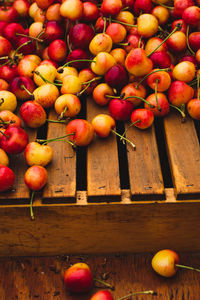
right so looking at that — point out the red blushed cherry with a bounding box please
[44,21,64,43]
[133,0,153,15]
[82,2,99,23]
[92,114,116,138]
[20,101,47,128]
[105,64,129,91]
[131,108,154,129]
[152,249,180,278]
[66,49,90,70]
[48,39,68,62]
[187,98,200,120]
[24,165,48,191]
[0,36,12,57]
[3,22,25,45]
[182,6,200,27]
[145,93,170,117]
[0,65,18,83]
[15,36,36,55]
[63,263,93,293]
[69,23,95,50]
[9,76,35,101]
[149,51,172,69]
[90,290,114,300]
[0,165,15,192]
[188,32,200,51]
[101,0,122,17]
[66,119,94,147]
[0,6,18,23]
[109,98,134,121]
[0,126,29,154]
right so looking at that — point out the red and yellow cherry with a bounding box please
[134,0,153,15]
[0,149,9,166]
[109,98,134,121]
[20,101,47,128]
[187,73,200,120]
[60,0,83,21]
[151,6,169,25]
[182,6,200,27]
[33,83,60,109]
[0,110,21,128]
[92,83,114,106]
[89,33,113,56]
[17,56,39,78]
[90,290,113,300]
[172,61,196,82]
[66,119,94,147]
[101,0,122,17]
[149,51,172,69]
[188,32,200,51]
[46,3,62,22]
[0,64,18,83]
[147,69,171,92]
[44,21,64,43]
[35,0,54,10]
[0,6,18,23]
[130,108,154,129]
[13,0,30,18]
[125,48,153,77]
[69,23,95,50]
[63,262,93,294]
[145,93,170,117]
[137,13,159,38]
[61,75,82,95]
[9,76,35,101]
[105,22,127,43]
[166,31,187,52]
[56,67,78,82]
[25,142,53,166]
[115,10,135,31]
[0,36,12,57]
[145,37,167,56]
[33,64,57,86]
[168,80,194,107]
[173,0,195,19]
[78,68,99,95]
[123,34,143,53]
[48,39,68,62]
[110,48,127,65]
[105,64,129,91]
[0,79,9,91]
[81,1,99,23]
[92,114,116,138]
[0,91,17,112]
[121,82,147,107]
[3,22,25,45]
[28,2,39,19]
[0,164,15,192]
[28,21,44,39]
[66,49,90,70]
[0,126,29,154]
[54,94,81,118]
[91,52,117,76]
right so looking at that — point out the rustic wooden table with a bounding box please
[1,252,200,300]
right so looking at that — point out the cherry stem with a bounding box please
[111,19,137,27]
[15,33,43,42]
[94,278,114,290]
[21,84,33,96]
[121,120,141,141]
[36,133,75,145]
[13,40,32,58]
[105,94,120,99]
[122,95,155,108]
[67,34,72,53]
[0,130,9,139]
[60,59,96,70]
[135,68,170,89]
[58,106,68,120]
[170,104,186,122]
[0,56,9,60]
[176,264,200,272]
[153,0,173,9]
[46,119,69,124]
[103,17,107,34]
[30,190,35,221]
[138,36,142,48]
[82,76,102,85]
[186,25,195,56]
[116,42,130,46]
[147,24,181,58]
[197,74,200,101]
[118,290,157,300]
[111,129,136,150]
[33,71,61,86]
[155,79,162,112]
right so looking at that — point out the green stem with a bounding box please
[0,130,9,139]
[82,76,102,85]
[13,40,32,58]
[15,33,43,42]
[77,83,90,96]
[36,133,75,145]
[103,17,107,34]
[153,0,173,9]
[94,278,114,290]
[60,59,96,70]
[135,68,170,89]
[170,104,186,122]
[118,290,157,300]
[186,25,195,56]
[122,95,155,108]
[58,106,68,120]
[105,94,121,99]
[176,264,200,273]
[30,190,35,221]
[116,42,130,46]
[0,56,9,60]
[20,84,33,96]
[111,19,137,27]
[111,129,136,150]
[33,71,62,86]
[155,79,162,112]
[147,24,181,58]
[46,119,69,124]
[120,120,141,141]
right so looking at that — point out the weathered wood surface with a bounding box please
[1,253,200,300]
[164,112,200,199]
[87,99,121,200]
[125,123,164,200]
[1,189,200,256]
[43,110,76,201]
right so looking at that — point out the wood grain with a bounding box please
[87,99,121,200]
[42,109,76,201]
[125,123,164,200]
[1,253,200,300]
[163,112,200,199]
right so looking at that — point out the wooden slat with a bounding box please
[163,112,200,198]
[42,110,76,201]
[125,123,164,200]
[87,99,121,200]
[0,127,37,201]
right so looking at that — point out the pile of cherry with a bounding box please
[0,0,199,216]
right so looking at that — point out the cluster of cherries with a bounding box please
[0,0,199,217]
[62,249,200,299]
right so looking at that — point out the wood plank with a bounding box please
[163,112,200,198]
[1,253,200,300]
[125,123,164,200]
[87,98,121,200]
[0,125,37,201]
[1,193,200,256]
[42,109,76,201]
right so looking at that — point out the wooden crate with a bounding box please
[0,98,200,257]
